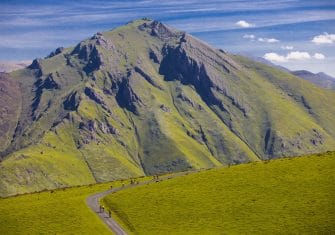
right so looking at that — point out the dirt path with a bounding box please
[86,171,192,235]
[86,188,127,235]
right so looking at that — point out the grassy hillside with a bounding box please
[0,185,110,234]
[0,176,150,235]
[103,152,335,234]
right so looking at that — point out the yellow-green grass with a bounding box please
[0,177,150,235]
[103,152,335,234]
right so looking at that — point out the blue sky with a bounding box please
[1,0,335,75]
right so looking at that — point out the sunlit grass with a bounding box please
[0,176,150,235]
[103,152,335,234]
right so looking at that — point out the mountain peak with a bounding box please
[1,19,335,197]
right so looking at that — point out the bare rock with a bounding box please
[84,87,105,105]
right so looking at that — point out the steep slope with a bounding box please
[1,19,335,197]
[0,73,22,153]
[292,70,335,90]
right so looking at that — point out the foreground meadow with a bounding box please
[0,177,148,234]
[103,152,335,234]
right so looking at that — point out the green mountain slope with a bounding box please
[103,152,335,234]
[1,19,335,197]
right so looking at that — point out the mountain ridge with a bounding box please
[291,70,335,90]
[1,18,335,197]
[254,57,335,90]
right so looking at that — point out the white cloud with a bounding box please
[243,34,255,39]
[243,35,280,43]
[312,32,335,44]
[263,51,325,63]
[263,53,287,63]
[281,45,293,50]
[258,37,279,43]
[313,53,325,60]
[236,20,254,28]
[286,51,311,60]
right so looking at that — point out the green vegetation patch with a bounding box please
[0,176,149,235]
[103,152,335,234]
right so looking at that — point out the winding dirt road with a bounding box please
[86,171,192,235]
[86,187,127,235]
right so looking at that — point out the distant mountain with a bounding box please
[1,19,335,197]
[0,61,31,73]
[292,70,335,90]
[256,57,335,90]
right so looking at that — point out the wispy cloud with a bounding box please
[243,34,255,39]
[281,45,294,50]
[242,35,279,43]
[258,37,279,43]
[236,20,254,28]
[312,32,335,44]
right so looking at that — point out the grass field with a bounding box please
[0,177,149,235]
[103,152,335,234]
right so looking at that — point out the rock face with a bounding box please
[1,18,335,197]
[0,73,21,154]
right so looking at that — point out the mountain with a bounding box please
[255,57,335,90]
[292,70,335,90]
[1,18,335,197]
[252,57,335,90]
[0,61,31,73]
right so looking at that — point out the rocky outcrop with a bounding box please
[134,66,162,90]
[72,42,104,74]
[116,81,142,114]
[159,34,250,118]
[28,59,43,77]
[160,43,225,111]
[44,73,60,90]
[63,91,80,111]
[31,73,60,117]
[46,47,64,58]
[92,32,115,51]
[84,87,105,105]
[138,19,180,41]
